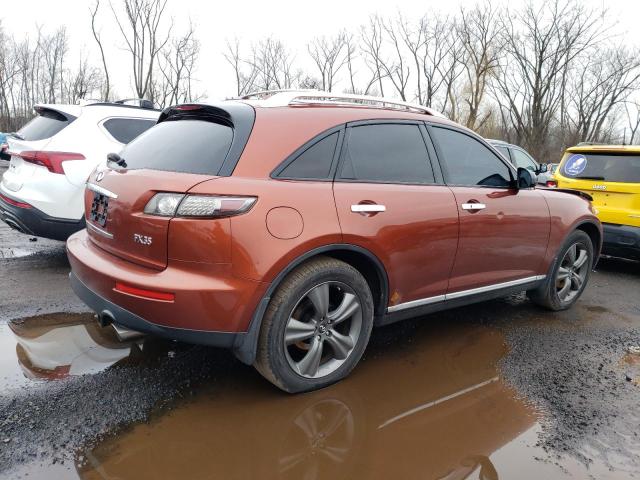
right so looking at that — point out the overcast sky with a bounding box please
[1,0,636,101]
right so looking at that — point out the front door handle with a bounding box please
[351,204,386,213]
[461,203,486,211]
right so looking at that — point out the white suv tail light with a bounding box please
[8,150,86,174]
[143,194,256,218]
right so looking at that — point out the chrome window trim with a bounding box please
[387,275,546,313]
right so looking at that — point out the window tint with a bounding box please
[512,148,538,172]
[120,119,233,175]
[430,127,512,187]
[339,124,434,183]
[278,132,338,179]
[104,118,156,144]
[18,109,72,141]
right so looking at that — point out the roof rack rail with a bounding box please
[239,90,446,118]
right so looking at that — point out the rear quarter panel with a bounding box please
[186,176,343,283]
[538,189,602,272]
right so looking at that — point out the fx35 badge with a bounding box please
[133,233,153,245]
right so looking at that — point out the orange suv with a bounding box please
[67,91,602,392]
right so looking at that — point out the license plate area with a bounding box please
[90,192,109,227]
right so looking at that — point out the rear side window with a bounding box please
[103,118,156,144]
[339,124,434,183]
[18,109,72,141]
[278,132,338,179]
[120,119,233,175]
[430,127,512,187]
[561,153,640,183]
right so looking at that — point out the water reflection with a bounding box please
[77,324,537,480]
[6,313,142,383]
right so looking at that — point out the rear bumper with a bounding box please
[0,193,84,241]
[70,271,238,348]
[66,229,268,347]
[602,223,640,260]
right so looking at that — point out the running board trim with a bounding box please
[387,275,546,313]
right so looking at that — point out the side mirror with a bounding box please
[537,163,548,174]
[517,167,536,189]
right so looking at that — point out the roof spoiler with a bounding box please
[158,104,234,126]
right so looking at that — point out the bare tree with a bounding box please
[109,0,172,102]
[38,27,68,103]
[90,0,111,100]
[398,14,426,103]
[308,32,348,92]
[224,39,257,96]
[154,22,200,107]
[458,1,502,129]
[360,16,386,96]
[567,47,640,143]
[626,101,640,145]
[249,37,297,91]
[63,54,104,104]
[343,33,358,94]
[379,18,411,101]
[492,0,608,157]
[420,15,460,110]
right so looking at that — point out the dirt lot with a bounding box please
[0,162,639,479]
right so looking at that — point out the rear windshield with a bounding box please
[561,153,640,183]
[119,119,233,175]
[18,109,72,141]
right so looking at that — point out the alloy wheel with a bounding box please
[284,282,362,379]
[556,243,589,303]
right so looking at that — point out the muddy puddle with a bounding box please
[1,312,636,479]
[0,313,145,393]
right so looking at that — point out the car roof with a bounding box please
[566,144,640,154]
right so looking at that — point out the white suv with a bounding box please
[0,101,159,240]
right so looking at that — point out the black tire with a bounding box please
[254,256,374,393]
[527,230,594,311]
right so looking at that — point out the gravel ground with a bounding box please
[496,257,640,472]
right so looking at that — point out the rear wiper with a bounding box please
[575,176,605,180]
[7,132,24,140]
[107,152,127,168]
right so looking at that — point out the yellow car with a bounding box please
[555,144,640,260]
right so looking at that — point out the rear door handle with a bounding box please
[351,204,386,213]
[461,203,486,211]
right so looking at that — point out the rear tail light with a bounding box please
[8,151,85,174]
[143,193,184,217]
[546,180,558,188]
[174,105,203,111]
[144,194,256,218]
[0,192,32,209]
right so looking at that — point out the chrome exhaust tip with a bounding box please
[111,323,144,341]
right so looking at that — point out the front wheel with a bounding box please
[528,230,594,311]
[254,257,374,393]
